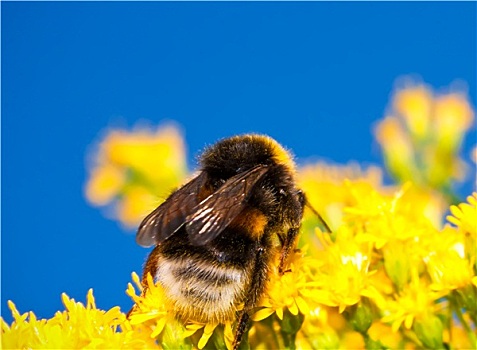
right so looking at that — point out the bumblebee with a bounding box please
[136,134,329,349]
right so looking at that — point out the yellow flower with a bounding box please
[433,93,474,147]
[253,247,318,322]
[117,185,160,227]
[339,330,365,349]
[85,163,126,205]
[443,323,476,349]
[306,228,382,313]
[345,183,438,249]
[447,193,477,285]
[126,272,171,338]
[424,226,475,291]
[368,321,404,349]
[375,116,416,181]
[374,81,475,191]
[182,321,234,350]
[298,162,385,229]
[103,125,186,184]
[127,272,235,349]
[295,307,341,350]
[1,289,156,349]
[393,85,433,140]
[381,271,445,332]
[447,192,477,238]
[85,124,187,228]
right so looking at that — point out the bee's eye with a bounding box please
[296,190,306,206]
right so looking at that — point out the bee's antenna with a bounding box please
[305,200,332,234]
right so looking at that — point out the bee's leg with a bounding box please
[278,191,331,274]
[233,244,269,350]
[233,311,250,350]
[142,245,161,286]
[277,190,306,275]
[278,227,299,275]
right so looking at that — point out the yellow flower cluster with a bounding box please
[1,289,157,349]
[85,124,187,227]
[249,183,475,349]
[3,188,475,349]
[374,83,474,195]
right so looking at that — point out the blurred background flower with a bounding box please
[85,124,188,228]
[375,82,474,202]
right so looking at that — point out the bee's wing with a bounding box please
[186,165,269,246]
[136,171,209,247]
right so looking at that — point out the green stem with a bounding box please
[452,295,477,348]
[278,310,304,350]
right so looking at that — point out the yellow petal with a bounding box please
[86,288,95,309]
[252,308,275,322]
[183,323,206,338]
[391,319,402,332]
[446,215,461,226]
[198,329,214,349]
[151,317,167,338]
[129,311,164,324]
[186,323,205,330]
[404,314,414,329]
[338,303,347,314]
[204,322,218,335]
[289,301,299,315]
[295,296,310,315]
[449,205,463,219]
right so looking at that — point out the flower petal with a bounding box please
[252,308,275,322]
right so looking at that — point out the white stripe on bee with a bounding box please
[156,257,248,322]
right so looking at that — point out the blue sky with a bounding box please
[2,2,476,323]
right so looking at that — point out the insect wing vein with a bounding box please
[136,171,208,247]
[186,165,269,245]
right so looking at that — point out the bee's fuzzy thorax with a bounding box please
[200,134,296,178]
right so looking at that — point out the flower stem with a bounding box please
[451,294,477,347]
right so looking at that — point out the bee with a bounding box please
[136,134,330,349]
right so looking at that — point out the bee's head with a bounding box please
[199,134,296,179]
